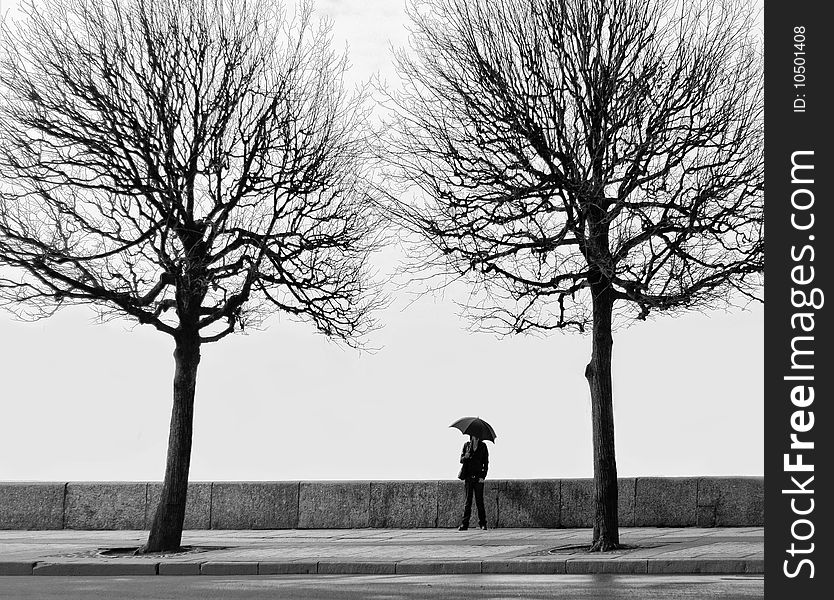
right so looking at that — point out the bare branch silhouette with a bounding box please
[0,0,385,552]
[385,0,762,550]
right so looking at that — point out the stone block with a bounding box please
[369,481,437,528]
[481,559,565,574]
[696,477,764,527]
[64,483,147,530]
[617,478,636,527]
[496,479,559,528]
[436,480,498,528]
[259,561,317,575]
[565,558,648,574]
[298,482,371,528]
[647,558,755,574]
[744,558,764,574]
[210,482,299,529]
[0,477,762,531]
[634,477,698,527]
[145,482,212,530]
[0,483,65,530]
[158,562,201,575]
[33,562,157,576]
[396,560,481,574]
[0,561,35,575]
[201,561,258,575]
[560,478,636,528]
[317,561,396,574]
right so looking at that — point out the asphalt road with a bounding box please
[0,574,764,599]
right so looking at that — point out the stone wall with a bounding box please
[0,477,763,530]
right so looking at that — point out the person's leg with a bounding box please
[474,480,487,528]
[460,479,474,529]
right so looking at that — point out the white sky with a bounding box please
[0,0,763,482]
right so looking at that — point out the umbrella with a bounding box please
[450,416,497,442]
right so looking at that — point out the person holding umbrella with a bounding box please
[451,417,496,531]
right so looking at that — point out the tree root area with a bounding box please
[100,545,226,557]
[588,540,627,552]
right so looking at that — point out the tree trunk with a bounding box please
[142,332,201,553]
[585,286,620,551]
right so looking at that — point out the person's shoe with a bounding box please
[478,524,488,530]
[458,525,468,531]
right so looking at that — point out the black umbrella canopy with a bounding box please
[450,417,496,442]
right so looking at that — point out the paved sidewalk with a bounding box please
[0,528,763,576]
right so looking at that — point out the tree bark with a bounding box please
[142,331,201,553]
[585,286,620,551]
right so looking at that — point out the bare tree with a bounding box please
[386,0,762,550]
[0,0,384,552]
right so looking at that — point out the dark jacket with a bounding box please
[460,440,489,479]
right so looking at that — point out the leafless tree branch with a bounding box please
[383,0,762,335]
[0,0,386,346]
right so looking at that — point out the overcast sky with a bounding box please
[0,0,763,482]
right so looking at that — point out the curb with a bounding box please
[0,562,35,576]
[32,562,158,576]
[1,558,764,576]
